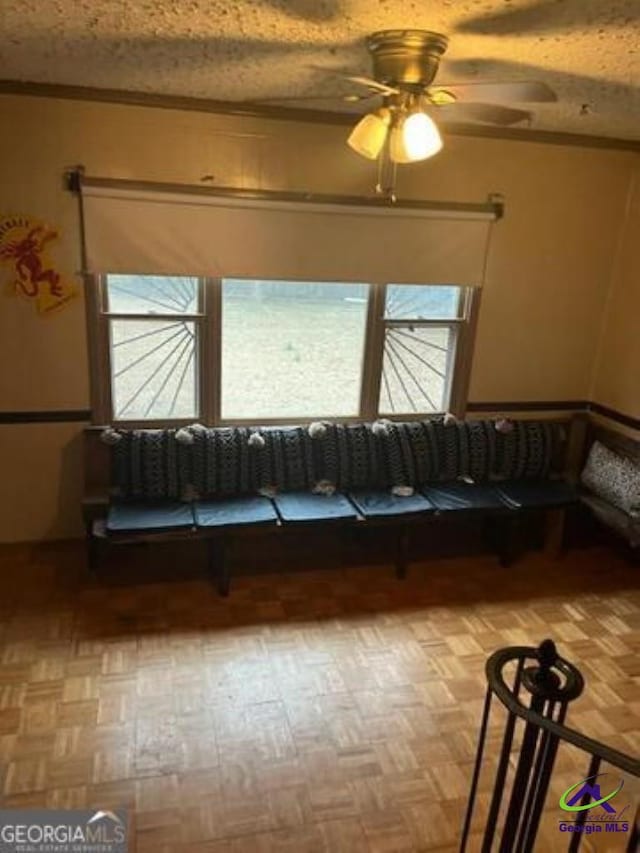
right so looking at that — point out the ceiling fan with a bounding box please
[261,29,557,165]
[345,30,557,163]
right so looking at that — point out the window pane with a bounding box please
[110,319,198,420]
[379,325,454,415]
[221,279,369,419]
[385,284,462,320]
[106,275,198,315]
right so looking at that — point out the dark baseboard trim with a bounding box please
[0,410,91,425]
[0,402,636,431]
[587,402,639,432]
[467,400,587,413]
[467,400,638,432]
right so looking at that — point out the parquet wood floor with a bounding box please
[0,540,638,852]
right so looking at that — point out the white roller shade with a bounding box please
[81,183,496,285]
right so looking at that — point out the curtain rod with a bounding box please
[65,168,504,220]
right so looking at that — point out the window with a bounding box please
[91,276,478,425]
[221,280,369,420]
[379,284,465,416]
[103,275,200,421]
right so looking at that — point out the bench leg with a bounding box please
[496,515,520,568]
[208,537,230,597]
[544,508,567,560]
[395,525,410,580]
[86,524,101,576]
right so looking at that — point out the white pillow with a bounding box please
[581,441,640,518]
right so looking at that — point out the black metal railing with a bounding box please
[461,640,640,852]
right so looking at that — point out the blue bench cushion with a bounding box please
[422,483,507,512]
[273,492,358,523]
[495,480,578,509]
[107,501,195,533]
[349,490,434,519]
[194,496,278,528]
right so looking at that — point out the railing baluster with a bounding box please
[626,804,639,853]
[567,754,601,853]
[460,641,638,853]
[459,686,492,853]
[519,703,566,853]
[481,659,525,853]
[500,641,565,852]
[498,693,544,851]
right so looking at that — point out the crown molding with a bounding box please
[2,80,640,152]
[0,80,356,126]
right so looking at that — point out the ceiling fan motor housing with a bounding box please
[366,30,449,89]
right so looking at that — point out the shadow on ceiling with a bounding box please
[455,0,636,35]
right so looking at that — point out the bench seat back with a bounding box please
[86,419,567,504]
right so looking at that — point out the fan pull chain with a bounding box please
[375,139,397,202]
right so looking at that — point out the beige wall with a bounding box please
[0,93,637,541]
[591,162,640,420]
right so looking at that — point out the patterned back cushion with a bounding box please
[489,420,559,482]
[433,421,489,482]
[581,441,640,518]
[316,424,385,490]
[111,429,190,500]
[377,421,441,486]
[109,418,565,499]
[190,426,317,496]
[191,427,256,497]
[377,420,560,485]
[258,427,316,493]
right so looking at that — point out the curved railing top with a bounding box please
[486,640,639,778]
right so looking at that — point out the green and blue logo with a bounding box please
[558,774,630,838]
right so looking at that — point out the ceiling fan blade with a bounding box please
[446,57,640,104]
[432,80,557,103]
[247,92,373,104]
[434,102,532,126]
[344,75,399,96]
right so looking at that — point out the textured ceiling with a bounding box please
[1,0,639,140]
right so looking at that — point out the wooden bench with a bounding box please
[82,418,579,595]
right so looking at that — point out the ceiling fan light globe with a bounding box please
[395,111,443,162]
[347,109,390,160]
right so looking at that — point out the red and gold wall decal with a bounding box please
[0,215,77,314]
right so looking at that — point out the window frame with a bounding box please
[377,285,479,419]
[87,275,479,427]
